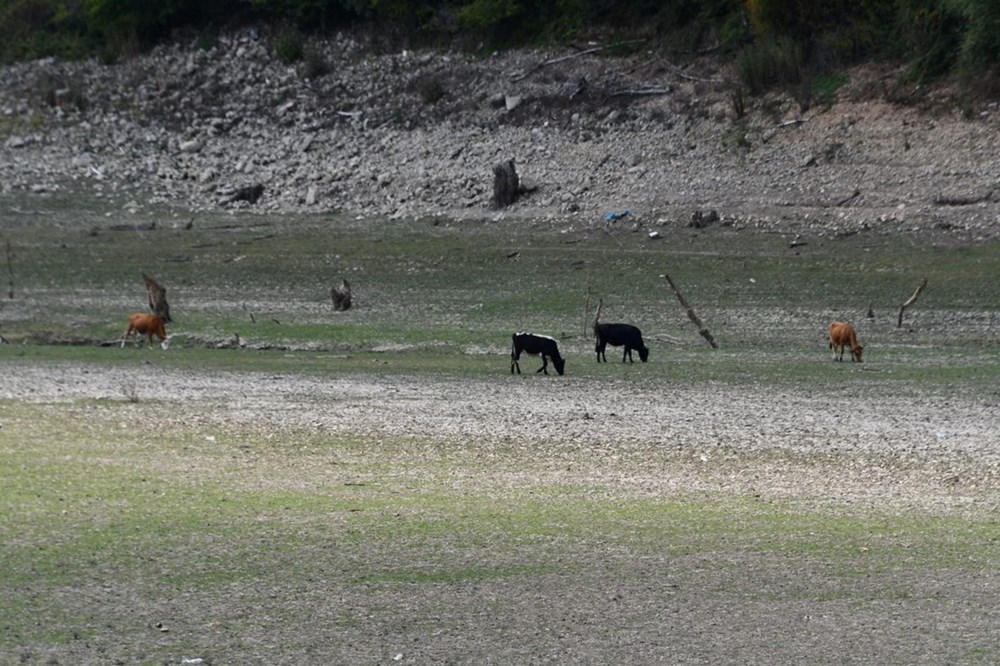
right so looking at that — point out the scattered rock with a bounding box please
[0,29,997,239]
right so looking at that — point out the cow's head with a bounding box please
[553,357,566,375]
[852,345,864,363]
[638,346,649,363]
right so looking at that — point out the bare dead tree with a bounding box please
[492,160,520,209]
[331,280,352,311]
[897,278,928,328]
[141,272,171,322]
[663,274,719,348]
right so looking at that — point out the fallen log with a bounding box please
[932,191,993,206]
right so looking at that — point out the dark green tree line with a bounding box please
[1,0,997,89]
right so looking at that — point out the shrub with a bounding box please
[896,0,964,82]
[737,36,804,94]
[274,27,304,63]
[302,47,329,78]
[952,0,1000,72]
[417,75,445,104]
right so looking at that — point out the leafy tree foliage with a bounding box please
[1,0,998,90]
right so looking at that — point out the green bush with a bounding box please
[896,0,965,81]
[417,75,444,104]
[302,46,329,77]
[737,35,804,94]
[274,26,304,62]
[952,0,1000,72]
[2,0,1000,89]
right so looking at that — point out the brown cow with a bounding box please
[121,313,170,350]
[828,321,863,362]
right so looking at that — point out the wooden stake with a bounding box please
[582,272,591,337]
[663,274,719,348]
[5,240,12,299]
[897,278,928,328]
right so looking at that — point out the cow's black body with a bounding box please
[594,323,649,363]
[511,332,566,375]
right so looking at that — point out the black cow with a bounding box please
[511,332,566,375]
[595,323,649,363]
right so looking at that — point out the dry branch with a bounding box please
[511,46,604,82]
[662,274,719,348]
[511,42,644,82]
[664,63,722,83]
[582,274,592,337]
[834,189,861,207]
[609,86,672,97]
[897,278,928,328]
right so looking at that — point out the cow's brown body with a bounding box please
[121,313,170,349]
[828,321,863,362]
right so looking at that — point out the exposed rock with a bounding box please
[0,30,998,240]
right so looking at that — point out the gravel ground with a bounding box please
[4,361,999,516]
[3,360,999,663]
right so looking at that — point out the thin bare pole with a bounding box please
[5,240,13,299]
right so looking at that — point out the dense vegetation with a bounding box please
[1,0,999,91]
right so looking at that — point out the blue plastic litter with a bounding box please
[605,210,632,222]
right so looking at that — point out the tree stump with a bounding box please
[331,280,352,311]
[227,183,264,205]
[492,160,520,209]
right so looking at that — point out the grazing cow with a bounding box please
[828,321,863,362]
[511,332,565,376]
[594,323,649,363]
[121,313,170,350]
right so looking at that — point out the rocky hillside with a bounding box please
[2,27,1000,240]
